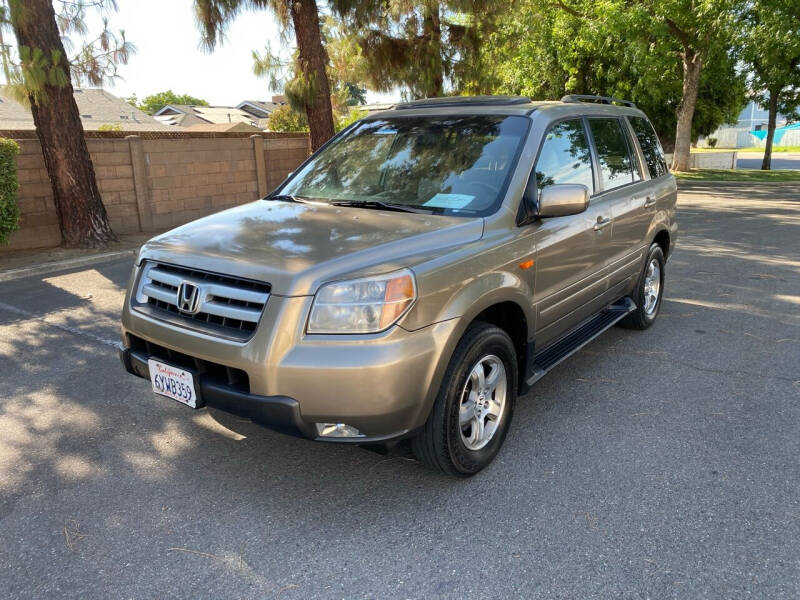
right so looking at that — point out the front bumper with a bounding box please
[120,291,459,444]
[120,346,316,438]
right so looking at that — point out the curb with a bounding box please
[0,248,137,283]
[677,180,800,188]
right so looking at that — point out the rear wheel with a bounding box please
[411,322,517,476]
[620,243,665,330]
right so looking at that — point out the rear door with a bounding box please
[585,117,649,296]
[532,118,614,346]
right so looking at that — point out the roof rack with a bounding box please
[560,94,637,108]
[395,95,531,110]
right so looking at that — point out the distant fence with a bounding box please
[2,131,311,252]
[665,151,737,169]
[698,127,800,149]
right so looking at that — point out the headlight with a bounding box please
[308,269,417,333]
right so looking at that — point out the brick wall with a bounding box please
[3,132,311,252]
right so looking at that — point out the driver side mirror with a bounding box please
[537,184,590,218]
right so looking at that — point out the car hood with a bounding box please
[138,200,484,296]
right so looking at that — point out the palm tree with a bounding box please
[195,0,335,151]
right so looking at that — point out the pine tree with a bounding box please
[0,0,133,247]
[196,0,336,151]
[331,1,500,99]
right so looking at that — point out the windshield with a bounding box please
[278,115,530,217]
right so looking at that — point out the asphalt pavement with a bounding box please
[1,183,799,599]
[736,151,800,170]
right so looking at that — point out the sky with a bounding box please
[59,0,397,106]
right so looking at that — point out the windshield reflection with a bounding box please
[280,115,529,217]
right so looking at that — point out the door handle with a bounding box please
[643,196,656,209]
[593,216,612,231]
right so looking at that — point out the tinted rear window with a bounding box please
[588,118,637,191]
[630,116,669,178]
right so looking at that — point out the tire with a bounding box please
[619,243,665,330]
[411,322,517,476]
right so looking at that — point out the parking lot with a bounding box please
[1,183,799,599]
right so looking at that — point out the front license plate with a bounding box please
[148,359,199,408]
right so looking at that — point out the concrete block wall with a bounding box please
[3,132,310,252]
[13,140,61,249]
[264,136,312,191]
[143,138,261,231]
[663,151,738,170]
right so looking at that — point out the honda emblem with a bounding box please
[176,282,201,314]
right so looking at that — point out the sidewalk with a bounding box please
[0,233,151,282]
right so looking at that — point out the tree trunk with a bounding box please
[762,89,779,170]
[671,50,703,172]
[10,0,115,247]
[290,0,335,152]
[423,6,444,97]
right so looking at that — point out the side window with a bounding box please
[534,119,594,195]
[630,116,669,178]
[588,118,636,191]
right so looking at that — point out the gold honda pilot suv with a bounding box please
[120,95,677,476]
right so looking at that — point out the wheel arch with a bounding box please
[469,302,529,394]
[653,228,671,258]
[424,288,533,418]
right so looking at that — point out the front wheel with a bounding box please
[620,243,665,330]
[411,322,517,476]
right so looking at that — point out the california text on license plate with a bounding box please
[148,359,198,408]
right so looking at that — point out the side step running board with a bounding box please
[526,297,636,386]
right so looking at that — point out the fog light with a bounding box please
[315,423,364,438]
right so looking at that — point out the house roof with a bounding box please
[236,100,282,118]
[155,104,197,116]
[184,122,264,133]
[0,87,172,131]
[153,112,211,127]
[155,103,259,126]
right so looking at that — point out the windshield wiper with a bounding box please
[265,194,308,204]
[328,200,434,214]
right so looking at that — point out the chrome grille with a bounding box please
[133,261,270,340]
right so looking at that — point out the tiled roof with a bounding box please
[0,86,172,131]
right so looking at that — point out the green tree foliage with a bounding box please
[266,103,309,132]
[196,0,336,151]
[257,16,368,135]
[252,15,366,126]
[323,17,368,107]
[0,138,19,245]
[0,0,131,247]
[0,0,134,106]
[488,0,745,170]
[741,0,800,169]
[267,103,367,132]
[134,90,209,114]
[336,106,368,130]
[330,1,500,99]
[343,82,367,106]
